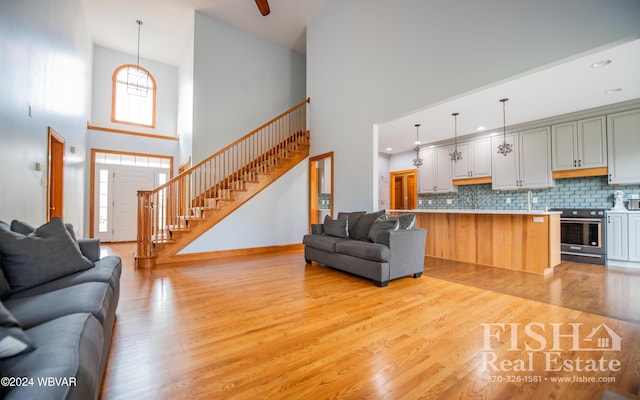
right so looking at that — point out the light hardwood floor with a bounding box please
[100,244,640,400]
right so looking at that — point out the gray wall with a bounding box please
[307,0,640,214]
[183,12,308,253]
[0,0,92,234]
[192,12,307,164]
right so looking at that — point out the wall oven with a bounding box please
[551,208,606,265]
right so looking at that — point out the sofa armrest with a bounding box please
[310,224,325,235]
[78,238,101,262]
[386,228,427,279]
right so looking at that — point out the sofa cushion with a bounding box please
[4,282,113,329]
[352,210,385,241]
[6,256,122,300]
[303,234,349,253]
[0,217,94,292]
[337,211,366,238]
[1,313,103,400]
[335,240,390,262]
[0,301,34,358]
[323,215,349,238]
[368,217,399,243]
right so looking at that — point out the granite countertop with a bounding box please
[389,209,562,215]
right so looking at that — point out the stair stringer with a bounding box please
[155,144,309,264]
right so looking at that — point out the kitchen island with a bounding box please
[390,209,561,274]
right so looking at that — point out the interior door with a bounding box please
[47,127,65,220]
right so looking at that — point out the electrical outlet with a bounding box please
[506,197,511,204]
[428,200,432,205]
[532,197,538,203]
[446,199,453,205]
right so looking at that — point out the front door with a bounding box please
[95,164,168,242]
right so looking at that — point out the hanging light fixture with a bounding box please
[449,112,463,162]
[412,124,423,167]
[127,20,149,97]
[496,98,513,156]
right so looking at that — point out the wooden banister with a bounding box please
[135,98,310,268]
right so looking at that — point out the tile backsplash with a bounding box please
[417,176,640,210]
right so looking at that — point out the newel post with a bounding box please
[135,190,156,269]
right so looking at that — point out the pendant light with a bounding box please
[127,20,149,97]
[496,98,513,156]
[412,124,423,167]
[449,112,463,162]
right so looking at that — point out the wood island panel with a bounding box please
[402,212,560,274]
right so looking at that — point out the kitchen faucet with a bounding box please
[527,191,533,212]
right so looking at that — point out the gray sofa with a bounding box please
[303,211,427,287]
[0,217,121,400]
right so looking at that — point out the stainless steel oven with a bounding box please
[551,208,606,265]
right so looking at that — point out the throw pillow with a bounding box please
[368,216,399,243]
[0,217,94,292]
[353,210,385,241]
[323,215,349,238]
[0,223,12,300]
[398,213,416,230]
[10,219,78,242]
[0,301,35,358]
[337,211,366,238]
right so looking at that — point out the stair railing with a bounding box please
[135,98,310,266]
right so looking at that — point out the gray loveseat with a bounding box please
[0,217,121,400]
[303,211,427,287]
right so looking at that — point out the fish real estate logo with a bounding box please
[480,322,622,373]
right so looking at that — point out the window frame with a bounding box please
[111,64,157,128]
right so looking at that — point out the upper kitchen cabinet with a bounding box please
[452,137,492,180]
[418,145,457,193]
[492,127,554,190]
[552,116,607,171]
[607,109,640,185]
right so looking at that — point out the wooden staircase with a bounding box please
[135,99,310,268]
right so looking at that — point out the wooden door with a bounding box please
[390,169,417,210]
[47,127,65,220]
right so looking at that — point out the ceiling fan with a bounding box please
[255,0,270,16]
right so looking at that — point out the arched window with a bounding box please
[112,64,156,128]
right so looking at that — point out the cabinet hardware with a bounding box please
[573,160,577,167]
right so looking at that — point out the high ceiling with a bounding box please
[82,0,330,66]
[82,1,640,156]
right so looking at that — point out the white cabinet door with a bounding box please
[519,126,553,189]
[452,138,492,179]
[418,146,457,193]
[608,109,640,184]
[491,133,519,190]
[452,142,471,179]
[470,137,492,178]
[578,116,607,169]
[418,148,435,193]
[435,145,456,192]
[607,212,628,261]
[552,122,577,170]
[552,117,606,171]
[629,213,640,262]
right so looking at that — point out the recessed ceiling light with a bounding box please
[591,59,612,68]
[476,126,486,131]
[414,141,421,145]
[604,88,622,94]
[386,147,392,151]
